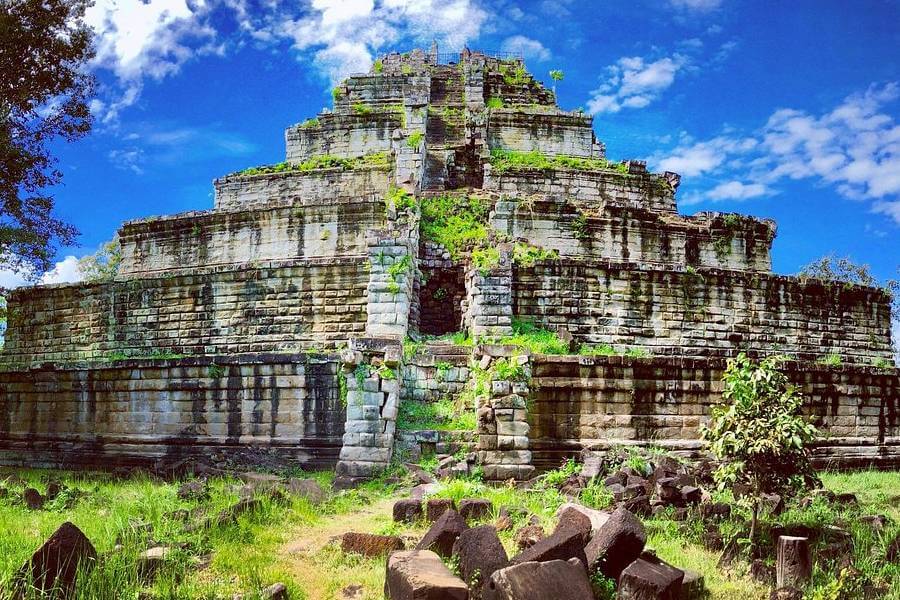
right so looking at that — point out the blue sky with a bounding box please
[2,0,898,289]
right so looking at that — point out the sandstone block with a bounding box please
[416,509,467,558]
[384,550,468,600]
[341,532,404,557]
[585,507,647,580]
[453,525,508,598]
[618,555,684,600]
[485,558,594,600]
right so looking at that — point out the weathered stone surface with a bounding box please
[770,588,803,600]
[510,525,588,569]
[618,555,684,600]
[416,509,467,558]
[679,569,704,600]
[426,498,455,522]
[485,558,594,600]
[585,507,647,580]
[513,523,545,550]
[23,488,44,510]
[341,532,404,557]
[557,503,612,538]
[384,550,468,600]
[393,499,424,524]
[459,498,494,523]
[16,521,97,598]
[453,525,508,598]
[776,536,811,588]
[285,478,326,504]
[178,481,208,501]
[138,546,172,581]
[260,582,288,599]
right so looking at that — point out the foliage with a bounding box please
[234,152,390,176]
[571,212,589,241]
[701,353,819,538]
[351,102,372,115]
[405,131,424,149]
[77,237,122,283]
[489,149,623,175]
[816,353,843,366]
[331,86,343,102]
[386,254,411,295]
[579,479,615,511]
[298,117,319,129]
[386,186,417,213]
[801,255,899,324]
[549,69,565,82]
[712,214,746,261]
[538,458,580,489]
[511,241,558,267]
[396,398,476,432]
[419,193,491,259]
[471,246,500,274]
[578,344,618,356]
[490,356,526,381]
[1,0,97,275]
[498,318,570,355]
[485,97,504,109]
[372,59,383,73]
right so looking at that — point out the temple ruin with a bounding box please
[1,48,897,482]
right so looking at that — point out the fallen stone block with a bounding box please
[554,503,611,538]
[453,525,508,598]
[384,550,468,600]
[486,558,593,600]
[24,488,44,510]
[341,532,404,557]
[776,536,811,588]
[177,481,208,501]
[618,555,684,600]
[15,521,97,597]
[393,499,424,524]
[679,568,705,600]
[416,509,467,558]
[459,498,493,522]
[285,478,326,504]
[585,507,647,580]
[510,526,588,569]
[426,498,455,522]
[138,546,172,581]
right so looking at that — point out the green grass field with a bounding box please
[0,468,897,599]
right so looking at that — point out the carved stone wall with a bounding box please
[514,260,895,365]
[213,167,391,210]
[0,354,344,469]
[285,113,400,163]
[528,355,900,470]
[487,109,600,158]
[1,259,369,367]
[484,167,678,214]
[119,199,385,276]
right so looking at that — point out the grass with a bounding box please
[489,149,630,175]
[420,193,491,259]
[1,466,897,599]
[232,152,391,177]
[396,398,476,432]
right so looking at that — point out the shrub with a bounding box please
[486,97,504,109]
[701,353,819,540]
[406,131,424,149]
[420,193,491,259]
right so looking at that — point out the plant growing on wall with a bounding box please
[386,254,412,294]
[420,193,491,259]
[700,353,819,542]
[405,131,424,149]
[549,69,564,96]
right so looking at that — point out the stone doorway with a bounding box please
[418,266,465,336]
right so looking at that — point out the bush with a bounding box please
[701,353,819,539]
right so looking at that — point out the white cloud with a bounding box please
[649,83,900,222]
[501,35,551,62]
[0,256,84,291]
[588,54,688,114]
[669,0,722,11]
[705,180,771,201]
[84,0,488,120]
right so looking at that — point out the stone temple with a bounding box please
[1,48,897,481]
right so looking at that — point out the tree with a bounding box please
[701,354,819,541]
[1,0,95,276]
[77,236,121,283]
[549,69,564,97]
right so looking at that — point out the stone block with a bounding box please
[618,555,684,600]
[384,550,468,600]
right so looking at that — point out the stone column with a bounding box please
[475,346,534,481]
[776,536,812,588]
[334,339,402,488]
[365,226,417,340]
[463,249,513,338]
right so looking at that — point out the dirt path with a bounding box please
[278,496,406,600]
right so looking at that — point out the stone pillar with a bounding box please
[463,249,513,338]
[365,226,417,339]
[395,75,429,189]
[475,346,534,481]
[776,536,812,588]
[334,339,402,488]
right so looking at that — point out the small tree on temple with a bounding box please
[701,353,819,542]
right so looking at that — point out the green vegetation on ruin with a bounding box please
[232,152,391,176]
[488,148,630,175]
[405,130,424,149]
[419,193,491,259]
[396,397,476,432]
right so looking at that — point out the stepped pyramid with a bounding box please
[0,48,895,474]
